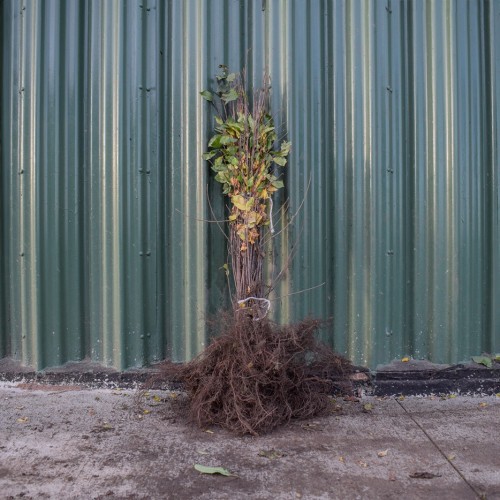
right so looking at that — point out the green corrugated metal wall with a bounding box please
[1,0,499,370]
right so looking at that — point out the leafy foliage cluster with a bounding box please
[201,66,290,250]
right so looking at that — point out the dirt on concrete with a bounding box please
[0,382,499,499]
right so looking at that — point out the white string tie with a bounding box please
[237,297,271,321]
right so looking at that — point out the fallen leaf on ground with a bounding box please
[16,417,29,424]
[357,460,368,468]
[258,449,286,460]
[338,456,345,463]
[194,464,235,477]
[478,402,488,409]
[397,395,405,401]
[343,395,360,402]
[377,449,389,457]
[91,422,114,433]
[472,356,492,368]
[409,472,442,479]
[152,395,162,402]
[447,454,456,461]
[143,409,151,415]
[197,449,209,455]
[204,429,214,434]
[300,422,322,431]
[363,403,374,412]
[401,357,410,362]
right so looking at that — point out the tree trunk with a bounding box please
[230,226,264,302]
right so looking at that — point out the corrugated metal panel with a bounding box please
[1,0,499,370]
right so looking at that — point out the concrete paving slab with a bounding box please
[400,396,500,499]
[0,384,487,499]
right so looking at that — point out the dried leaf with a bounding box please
[363,403,374,412]
[196,449,209,455]
[377,449,389,458]
[204,429,214,434]
[357,460,368,468]
[194,464,235,477]
[478,402,488,408]
[401,357,410,362]
[152,395,162,402]
[258,449,286,460]
[343,395,360,402]
[447,454,456,461]
[338,456,345,464]
[409,472,442,479]
[143,409,151,415]
[16,417,29,424]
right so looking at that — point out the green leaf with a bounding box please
[472,356,493,368]
[220,135,237,145]
[202,151,217,161]
[226,73,236,82]
[208,135,222,148]
[495,354,500,362]
[200,90,213,102]
[280,140,291,156]
[271,179,284,189]
[221,88,239,103]
[273,156,287,167]
[194,464,234,477]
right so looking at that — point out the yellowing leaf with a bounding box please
[363,403,374,412]
[232,195,249,211]
[152,395,162,402]
[194,464,235,476]
[447,454,456,461]
[401,357,410,362]
[478,402,488,408]
[338,456,345,464]
[143,409,151,415]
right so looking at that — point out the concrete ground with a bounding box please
[0,382,499,500]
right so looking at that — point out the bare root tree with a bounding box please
[156,67,353,436]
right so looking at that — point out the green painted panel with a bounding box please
[0,0,498,370]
